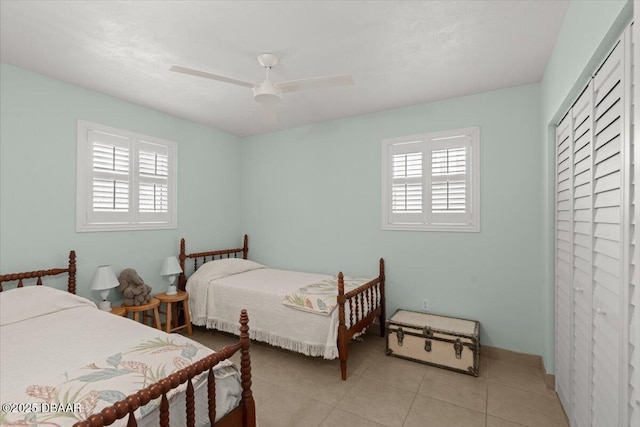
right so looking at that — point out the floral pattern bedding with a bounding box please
[282,276,369,315]
[0,334,234,427]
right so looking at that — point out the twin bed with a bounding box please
[0,236,385,426]
[179,235,386,380]
[0,251,255,427]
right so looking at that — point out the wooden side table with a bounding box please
[156,291,192,336]
[110,306,127,316]
[124,298,162,330]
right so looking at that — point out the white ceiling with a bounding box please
[0,1,569,137]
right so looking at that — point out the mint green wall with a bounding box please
[0,63,242,302]
[539,0,632,373]
[0,0,632,374]
[241,84,546,359]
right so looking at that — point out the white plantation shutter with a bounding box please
[137,141,171,221]
[430,136,471,225]
[93,180,129,212]
[431,147,466,213]
[392,151,423,214]
[87,130,130,223]
[388,142,424,224]
[139,182,168,212]
[77,121,177,232]
[382,127,479,232]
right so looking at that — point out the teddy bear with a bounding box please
[118,268,153,306]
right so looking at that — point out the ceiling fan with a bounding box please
[170,53,354,124]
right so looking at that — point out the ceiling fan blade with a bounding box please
[277,74,354,93]
[261,103,277,126]
[170,65,254,88]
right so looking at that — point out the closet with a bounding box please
[554,24,637,427]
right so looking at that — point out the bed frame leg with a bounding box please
[337,272,349,380]
[178,238,187,292]
[242,234,249,260]
[378,258,386,337]
[239,310,256,427]
[339,339,348,381]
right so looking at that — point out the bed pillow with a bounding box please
[189,258,266,282]
[0,285,96,326]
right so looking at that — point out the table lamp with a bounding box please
[91,265,119,311]
[160,256,182,296]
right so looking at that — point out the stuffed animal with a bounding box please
[118,268,153,306]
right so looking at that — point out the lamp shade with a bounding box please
[160,256,182,277]
[90,265,119,291]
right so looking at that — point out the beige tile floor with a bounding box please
[190,327,569,427]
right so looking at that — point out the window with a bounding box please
[76,120,177,232]
[382,127,479,232]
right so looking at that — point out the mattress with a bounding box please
[0,286,241,426]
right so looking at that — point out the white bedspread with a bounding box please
[187,263,358,359]
[0,286,241,426]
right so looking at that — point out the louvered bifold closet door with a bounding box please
[571,84,593,427]
[556,27,634,427]
[630,89,639,427]
[629,21,639,427]
[591,39,626,427]
[556,113,574,415]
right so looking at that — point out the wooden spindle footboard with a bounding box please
[73,310,256,427]
[337,258,386,380]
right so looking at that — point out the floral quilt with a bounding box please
[282,276,369,315]
[0,334,232,427]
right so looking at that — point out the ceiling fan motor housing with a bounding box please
[253,81,282,104]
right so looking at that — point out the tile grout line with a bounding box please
[320,371,363,426]
[400,391,419,427]
[485,357,490,421]
[399,367,429,427]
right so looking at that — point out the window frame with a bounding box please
[76,120,178,232]
[381,127,480,232]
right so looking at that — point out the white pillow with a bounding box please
[189,258,266,282]
[0,286,96,326]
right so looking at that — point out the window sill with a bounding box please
[76,221,177,233]
[381,223,480,233]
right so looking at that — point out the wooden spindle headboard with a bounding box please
[178,235,248,291]
[0,250,77,294]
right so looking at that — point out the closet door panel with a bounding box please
[572,85,593,427]
[556,114,574,413]
[630,80,639,427]
[627,20,637,427]
[591,40,624,427]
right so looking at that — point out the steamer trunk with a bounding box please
[386,309,480,376]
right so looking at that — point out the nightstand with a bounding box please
[110,306,127,316]
[156,291,192,336]
[124,298,162,330]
